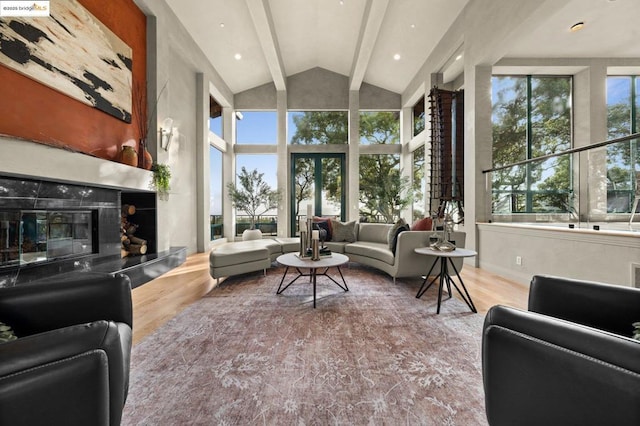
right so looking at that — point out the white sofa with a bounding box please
[209,223,466,284]
[325,223,466,284]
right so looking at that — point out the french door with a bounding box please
[290,153,345,235]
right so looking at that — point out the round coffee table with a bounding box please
[276,252,349,308]
[414,247,478,314]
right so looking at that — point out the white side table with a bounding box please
[414,247,477,314]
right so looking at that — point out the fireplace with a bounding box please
[0,175,169,287]
[0,209,96,267]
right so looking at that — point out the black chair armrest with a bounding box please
[483,305,640,426]
[528,274,640,336]
[0,272,132,337]
[0,320,129,426]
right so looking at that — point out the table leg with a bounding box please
[416,257,439,298]
[436,258,447,314]
[446,258,477,313]
[312,267,316,308]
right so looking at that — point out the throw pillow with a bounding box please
[411,216,433,231]
[331,220,357,242]
[0,320,17,343]
[388,220,410,255]
[387,219,407,249]
[313,217,333,241]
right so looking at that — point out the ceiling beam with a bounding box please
[349,0,389,91]
[245,0,287,91]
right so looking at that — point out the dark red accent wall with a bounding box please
[0,0,146,162]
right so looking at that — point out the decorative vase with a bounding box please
[120,146,138,167]
[242,229,262,241]
[138,139,153,170]
[142,148,153,170]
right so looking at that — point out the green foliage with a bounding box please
[360,111,399,145]
[633,322,640,341]
[359,155,412,223]
[151,163,171,199]
[227,167,280,229]
[0,321,17,343]
[289,111,410,222]
[290,112,348,145]
[491,76,572,213]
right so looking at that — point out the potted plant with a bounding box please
[227,167,280,240]
[150,163,171,200]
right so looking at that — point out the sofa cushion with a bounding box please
[324,241,347,253]
[331,220,357,242]
[209,241,275,267]
[358,223,392,244]
[345,241,394,265]
[274,237,300,253]
[313,217,333,241]
[411,217,433,231]
[388,221,410,255]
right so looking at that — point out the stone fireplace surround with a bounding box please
[0,174,185,288]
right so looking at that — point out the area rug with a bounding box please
[122,263,488,425]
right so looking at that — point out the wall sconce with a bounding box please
[160,117,174,151]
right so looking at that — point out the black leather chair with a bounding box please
[483,275,640,426]
[0,272,132,426]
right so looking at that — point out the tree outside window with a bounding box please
[606,76,640,213]
[491,75,572,214]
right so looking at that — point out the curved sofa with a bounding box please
[209,223,465,284]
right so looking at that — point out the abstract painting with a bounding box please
[0,0,132,122]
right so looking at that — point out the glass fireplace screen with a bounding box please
[0,210,94,268]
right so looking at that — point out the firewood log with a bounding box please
[121,248,129,258]
[122,204,136,216]
[128,243,147,255]
[129,235,147,246]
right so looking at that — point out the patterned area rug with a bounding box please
[122,263,488,425]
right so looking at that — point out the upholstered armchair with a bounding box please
[0,272,133,426]
[482,275,640,426]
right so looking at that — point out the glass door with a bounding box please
[291,153,345,235]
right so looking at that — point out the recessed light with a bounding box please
[339,0,344,5]
[219,23,225,28]
[455,54,462,61]
[410,24,415,29]
[393,54,401,61]
[570,22,585,32]
[234,53,242,60]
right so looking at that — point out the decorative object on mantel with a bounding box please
[0,0,133,122]
[227,167,281,241]
[133,81,168,170]
[150,163,171,200]
[120,145,138,167]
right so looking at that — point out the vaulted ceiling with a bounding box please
[164,0,640,95]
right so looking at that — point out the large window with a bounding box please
[412,96,425,137]
[606,76,640,212]
[236,111,277,144]
[359,111,399,144]
[209,146,223,240]
[412,145,426,221]
[491,75,572,214]
[234,154,279,236]
[359,154,408,223]
[288,111,348,144]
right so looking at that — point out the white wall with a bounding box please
[478,223,640,287]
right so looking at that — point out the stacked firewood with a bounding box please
[121,204,147,257]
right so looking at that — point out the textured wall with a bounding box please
[0,0,146,161]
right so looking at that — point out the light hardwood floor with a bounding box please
[131,253,529,345]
